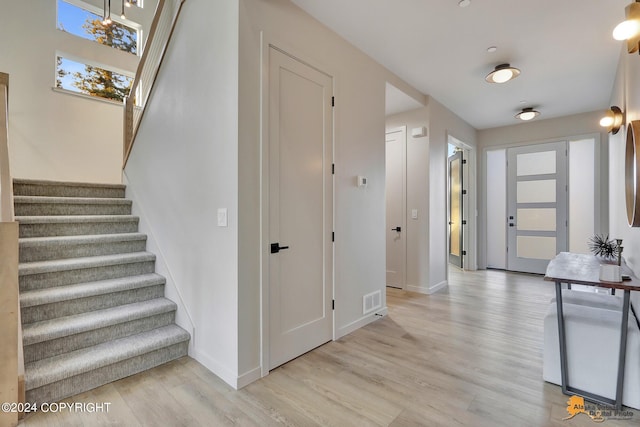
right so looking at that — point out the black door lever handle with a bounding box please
[270,243,290,254]
[391,227,401,232]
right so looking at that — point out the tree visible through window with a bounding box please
[56,0,138,102]
[57,56,133,102]
[57,0,138,54]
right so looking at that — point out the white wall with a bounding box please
[125,0,428,389]
[569,138,596,254]
[239,0,430,379]
[386,103,477,293]
[428,99,477,289]
[608,47,640,275]
[124,0,241,387]
[0,1,155,183]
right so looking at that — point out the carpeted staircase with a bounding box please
[14,178,190,404]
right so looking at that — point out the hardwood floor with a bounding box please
[20,269,640,426]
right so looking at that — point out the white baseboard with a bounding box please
[189,350,261,389]
[335,308,387,340]
[190,348,239,389]
[406,280,448,295]
[237,366,262,389]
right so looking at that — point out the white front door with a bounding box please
[268,47,333,370]
[507,142,568,274]
[385,127,406,288]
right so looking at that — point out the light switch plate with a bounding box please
[217,208,228,227]
[411,209,418,219]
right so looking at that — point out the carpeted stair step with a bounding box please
[19,233,148,262]
[20,273,166,324]
[25,325,190,404]
[14,196,132,216]
[16,215,140,238]
[13,178,126,199]
[14,179,191,404]
[23,298,178,363]
[19,252,156,291]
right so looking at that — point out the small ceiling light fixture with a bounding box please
[458,0,471,8]
[613,1,640,54]
[515,107,540,121]
[485,63,521,84]
[486,46,497,53]
[600,106,625,134]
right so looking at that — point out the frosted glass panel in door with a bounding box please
[450,156,461,257]
[517,208,556,231]
[517,236,557,259]
[517,180,556,203]
[517,151,556,176]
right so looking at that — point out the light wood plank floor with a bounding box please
[20,269,640,426]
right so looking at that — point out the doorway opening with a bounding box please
[447,135,476,274]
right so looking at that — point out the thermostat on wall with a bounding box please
[357,176,368,187]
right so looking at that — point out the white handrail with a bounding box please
[123,0,185,167]
[0,72,13,222]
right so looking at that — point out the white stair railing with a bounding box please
[123,0,185,167]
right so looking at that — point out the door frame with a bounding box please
[448,149,464,268]
[478,133,603,270]
[385,126,407,289]
[506,141,568,274]
[259,36,336,378]
[445,134,477,273]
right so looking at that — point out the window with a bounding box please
[126,0,143,8]
[56,56,133,103]
[57,0,138,55]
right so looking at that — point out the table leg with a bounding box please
[555,281,569,393]
[615,290,630,411]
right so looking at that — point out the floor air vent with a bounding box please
[363,290,382,315]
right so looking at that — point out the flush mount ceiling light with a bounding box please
[600,106,625,134]
[458,0,471,7]
[485,63,521,84]
[613,1,640,54]
[515,108,540,121]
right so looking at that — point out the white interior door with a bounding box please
[268,47,333,370]
[385,127,406,288]
[507,142,568,274]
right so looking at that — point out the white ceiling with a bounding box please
[291,0,629,129]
